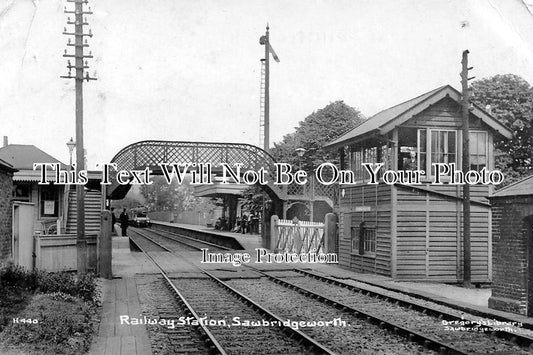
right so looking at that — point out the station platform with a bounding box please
[152,221,263,250]
[88,235,155,355]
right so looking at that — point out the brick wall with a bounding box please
[0,170,13,263]
[489,196,533,316]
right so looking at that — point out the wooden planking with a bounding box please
[35,235,97,272]
[402,97,483,129]
[338,183,392,276]
[339,165,491,281]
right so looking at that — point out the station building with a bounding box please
[325,85,513,282]
[0,141,102,270]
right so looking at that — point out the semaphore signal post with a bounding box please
[60,0,97,273]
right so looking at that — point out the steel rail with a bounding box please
[247,266,468,355]
[294,268,533,348]
[144,227,232,251]
[128,230,228,355]
[130,228,174,252]
[200,269,338,355]
[131,229,337,355]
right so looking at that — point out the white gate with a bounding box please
[270,216,326,253]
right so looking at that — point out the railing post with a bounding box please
[324,213,338,254]
[270,215,279,251]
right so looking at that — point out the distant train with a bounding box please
[129,207,151,227]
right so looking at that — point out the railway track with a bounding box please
[292,269,533,342]
[130,229,450,353]
[131,227,533,354]
[132,226,230,252]
[244,268,530,354]
[129,228,336,354]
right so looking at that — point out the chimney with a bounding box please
[3,136,7,147]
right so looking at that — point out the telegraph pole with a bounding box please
[61,0,97,273]
[460,50,474,287]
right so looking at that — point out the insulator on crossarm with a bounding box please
[84,38,88,44]
[68,60,71,66]
[68,38,71,44]
[68,16,71,21]
[64,49,67,55]
[89,28,92,36]
[84,17,87,22]
[64,27,67,32]
[89,51,92,56]
[85,60,88,66]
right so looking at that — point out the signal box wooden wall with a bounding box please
[326,85,513,282]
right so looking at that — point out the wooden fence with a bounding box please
[34,234,97,272]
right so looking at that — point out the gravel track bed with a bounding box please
[169,232,228,251]
[336,277,533,337]
[129,230,170,252]
[136,275,211,355]
[173,278,307,355]
[281,275,528,354]
[144,228,228,252]
[137,229,199,252]
[226,278,433,355]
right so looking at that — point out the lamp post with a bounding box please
[66,137,76,170]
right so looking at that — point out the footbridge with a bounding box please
[107,140,336,208]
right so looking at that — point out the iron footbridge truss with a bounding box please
[108,140,336,206]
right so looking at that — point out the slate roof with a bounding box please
[0,144,66,170]
[0,158,17,173]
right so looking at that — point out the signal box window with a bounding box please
[470,131,488,171]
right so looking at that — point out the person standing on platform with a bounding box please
[241,215,248,234]
[119,208,129,237]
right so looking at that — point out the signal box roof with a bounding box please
[325,85,513,149]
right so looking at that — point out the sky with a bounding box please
[1,0,533,168]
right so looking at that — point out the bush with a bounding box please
[0,293,94,354]
[38,272,99,303]
[0,263,41,292]
[0,263,100,305]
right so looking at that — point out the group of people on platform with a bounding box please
[215,213,260,234]
[110,207,129,237]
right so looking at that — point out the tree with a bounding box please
[111,195,143,210]
[271,100,365,172]
[241,101,365,215]
[470,74,533,185]
[139,176,209,213]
